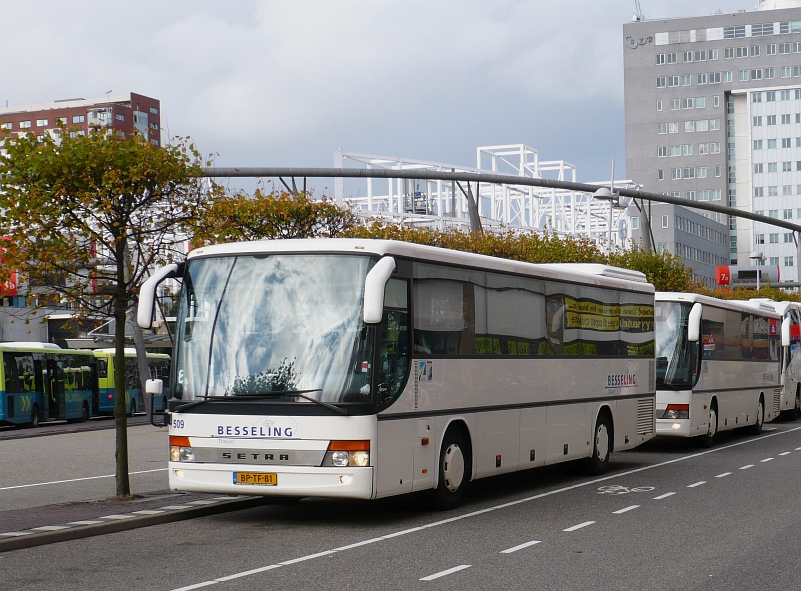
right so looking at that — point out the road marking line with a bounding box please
[0,531,34,537]
[0,468,167,491]
[761,458,774,463]
[613,505,639,514]
[795,447,801,451]
[653,492,676,500]
[280,550,336,565]
[687,481,706,488]
[715,472,732,478]
[779,452,791,456]
[68,520,104,525]
[739,465,754,470]
[501,540,541,554]
[563,521,595,531]
[161,505,194,510]
[420,565,471,581]
[132,510,166,515]
[31,525,70,531]
[167,426,801,591]
[216,564,282,582]
[99,514,135,520]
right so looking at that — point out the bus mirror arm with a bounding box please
[687,303,703,342]
[782,320,791,348]
[147,379,169,427]
[137,262,184,329]
[363,257,396,324]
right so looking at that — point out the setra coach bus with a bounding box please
[138,239,657,508]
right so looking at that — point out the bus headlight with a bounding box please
[661,404,689,420]
[322,440,371,467]
[169,435,194,462]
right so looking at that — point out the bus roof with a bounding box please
[187,239,654,294]
[0,343,95,354]
[93,348,169,358]
[736,298,801,316]
[655,292,782,318]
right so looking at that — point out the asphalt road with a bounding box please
[3,421,801,590]
[0,422,168,510]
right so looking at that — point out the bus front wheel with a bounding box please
[432,430,469,510]
[697,403,717,448]
[30,405,39,428]
[128,400,137,417]
[81,402,89,423]
[585,412,612,475]
[748,397,764,435]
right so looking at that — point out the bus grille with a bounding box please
[637,397,655,434]
[774,389,781,415]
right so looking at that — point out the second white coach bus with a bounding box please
[138,239,656,508]
[655,293,784,446]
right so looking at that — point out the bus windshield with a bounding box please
[172,254,375,404]
[655,301,699,389]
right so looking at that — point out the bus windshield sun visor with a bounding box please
[363,256,396,324]
[137,262,185,329]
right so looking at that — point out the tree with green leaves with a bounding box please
[0,128,215,498]
[188,189,356,246]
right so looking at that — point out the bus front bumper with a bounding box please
[655,418,692,437]
[168,463,374,499]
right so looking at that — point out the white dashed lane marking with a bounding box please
[715,472,732,478]
[501,540,541,554]
[739,465,754,470]
[779,452,791,456]
[563,521,595,532]
[761,458,774,463]
[420,565,471,581]
[687,481,706,488]
[613,505,639,514]
[653,492,676,500]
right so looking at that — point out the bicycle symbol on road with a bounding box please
[597,485,655,495]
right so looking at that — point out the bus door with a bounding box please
[90,361,100,416]
[45,359,66,420]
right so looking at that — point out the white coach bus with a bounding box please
[655,293,784,446]
[138,239,656,508]
[739,299,801,420]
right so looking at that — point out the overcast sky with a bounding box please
[3,1,755,185]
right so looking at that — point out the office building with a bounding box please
[0,92,161,147]
[624,0,801,282]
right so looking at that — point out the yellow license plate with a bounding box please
[233,472,277,486]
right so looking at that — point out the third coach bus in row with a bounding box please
[138,238,657,508]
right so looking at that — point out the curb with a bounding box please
[0,495,265,553]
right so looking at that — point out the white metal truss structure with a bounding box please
[333,145,640,250]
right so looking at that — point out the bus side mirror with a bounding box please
[147,379,169,428]
[137,263,183,329]
[782,320,791,348]
[687,303,703,342]
[363,257,396,324]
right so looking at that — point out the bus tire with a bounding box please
[81,402,89,423]
[31,405,39,428]
[584,411,612,475]
[697,401,718,448]
[748,396,764,435]
[432,429,470,510]
[792,388,801,421]
[128,399,137,417]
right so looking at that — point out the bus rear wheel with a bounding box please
[128,400,137,417]
[432,430,469,510]
[584,412,612,475]
[81,402,90,423]
[31,405,40,428]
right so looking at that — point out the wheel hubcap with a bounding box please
[708,408,717,438]
[442,444,465,492]
[595,424,609,461]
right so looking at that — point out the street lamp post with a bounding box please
[750,251,765,290]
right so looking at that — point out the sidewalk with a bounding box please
[0,490,264,552]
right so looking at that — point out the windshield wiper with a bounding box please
[174,389,348,415]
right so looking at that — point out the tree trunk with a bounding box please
[114,250,131,498]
